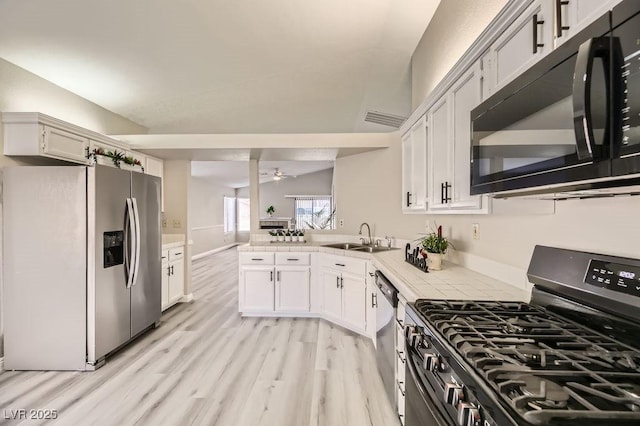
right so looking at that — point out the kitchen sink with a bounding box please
[352,246,399,253]
[322,242,398,253]
[321,242,365,250]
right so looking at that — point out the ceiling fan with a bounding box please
[260,168,296,181]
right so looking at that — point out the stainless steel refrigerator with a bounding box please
[3,165,161,370]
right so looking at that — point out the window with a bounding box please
[295,197,333,229]
[223,196,236,233]
[237,198,250,232]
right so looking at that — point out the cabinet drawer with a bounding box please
[169,247,184,261]
[320,254,366,276]
[275,252,310,265]
[239,252,275,265]
[161,249,169,264]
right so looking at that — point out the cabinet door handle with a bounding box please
[406,191,412,207]
[556,0,570,38]
[340,277,344,289]
[396,318,404,328]
[167,266,171,276]
[336,276,340,288]
[372,292,378,308]
[397,380,405,397]
[335,263,345,267]
[170,265,174,275]
[174,252,182,256]
[396,350,406,363]
[270,271,273,282]
[532,14,545,54]
[277,271,281,281]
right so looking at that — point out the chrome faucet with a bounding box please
[359,222,372,246]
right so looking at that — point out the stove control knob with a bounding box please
[405,325,422,348]
[423,354,439,371]
[444,383,464,406]
[457,402,481,426]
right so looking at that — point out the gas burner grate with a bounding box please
[414,299,640,423]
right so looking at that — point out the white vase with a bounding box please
[428,253,443,270]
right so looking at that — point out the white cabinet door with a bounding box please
[450,62,483,210]
[556,0,621,46]
[321,269,342,321]
[341,272,366,333]
[144,155,164,212]
[43,126,91,164]
[275,267,310,313]
[491,0,553,92]
[242,267,274,312]
[168,258,184,305]
[428,96,451,211]
[161,257,169,310]
[401,115,428,213]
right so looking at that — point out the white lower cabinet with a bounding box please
[275,266,310,312]
[396,295,407,424]
[161,246,185,311]
[239,252,311,315]
[238,250,369,337]
[320,254,368,334]
[242,266,275,312]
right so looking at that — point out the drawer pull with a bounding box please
[396,319,404,328]
[396,350,405,363]
[335,263,346,267]
[397,380,405,397]
[161,256,167,259]
[174,252,183,256]
[286,258,300,261]
[251,258,264,261]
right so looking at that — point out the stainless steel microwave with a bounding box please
[470,0,640,196]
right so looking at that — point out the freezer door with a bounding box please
[130,172,162,337]
[92,165,133,360]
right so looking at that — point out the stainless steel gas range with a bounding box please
[403,245,640,426]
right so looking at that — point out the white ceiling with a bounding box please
[191,160,334,188]
[0,0,440,134]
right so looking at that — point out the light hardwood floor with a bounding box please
[0,248,399,426]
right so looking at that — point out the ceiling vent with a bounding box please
[364,111,407,128]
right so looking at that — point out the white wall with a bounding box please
[258,168,333,221]
[335,0,640,282]
[0,58,148,360]
[411,0,508,110]
[189,176,236,255]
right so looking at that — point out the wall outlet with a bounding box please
[472,223,480,240]
[172,219,181,229]
[162,219,167,228]
[339,219,344,228]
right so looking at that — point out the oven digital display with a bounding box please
[585,259,640,296]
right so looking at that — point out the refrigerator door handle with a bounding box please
[131,197,142,287]
[124,198,136,289]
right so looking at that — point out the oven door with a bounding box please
[404,336,452,426]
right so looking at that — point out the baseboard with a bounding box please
[192,243,240,260]
[182,293,194,303]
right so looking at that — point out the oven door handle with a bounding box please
[572,37,610,161]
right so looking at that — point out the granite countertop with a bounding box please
[238,241,531,303]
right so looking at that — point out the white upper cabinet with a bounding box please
[427,96,451,211]
[555,0,622,47]
[427,62,488,214]
[401,115,428,213]
[488,0,554,95]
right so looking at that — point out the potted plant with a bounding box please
[266,205,275,217]
[268,230,277,242]
[297,229,305,243]
[421,226,449,270]
[284,229,292,242]
[277,230,285,242]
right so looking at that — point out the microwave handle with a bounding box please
[572,37,609,160]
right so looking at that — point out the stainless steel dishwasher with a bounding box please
[374,270,399,409]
